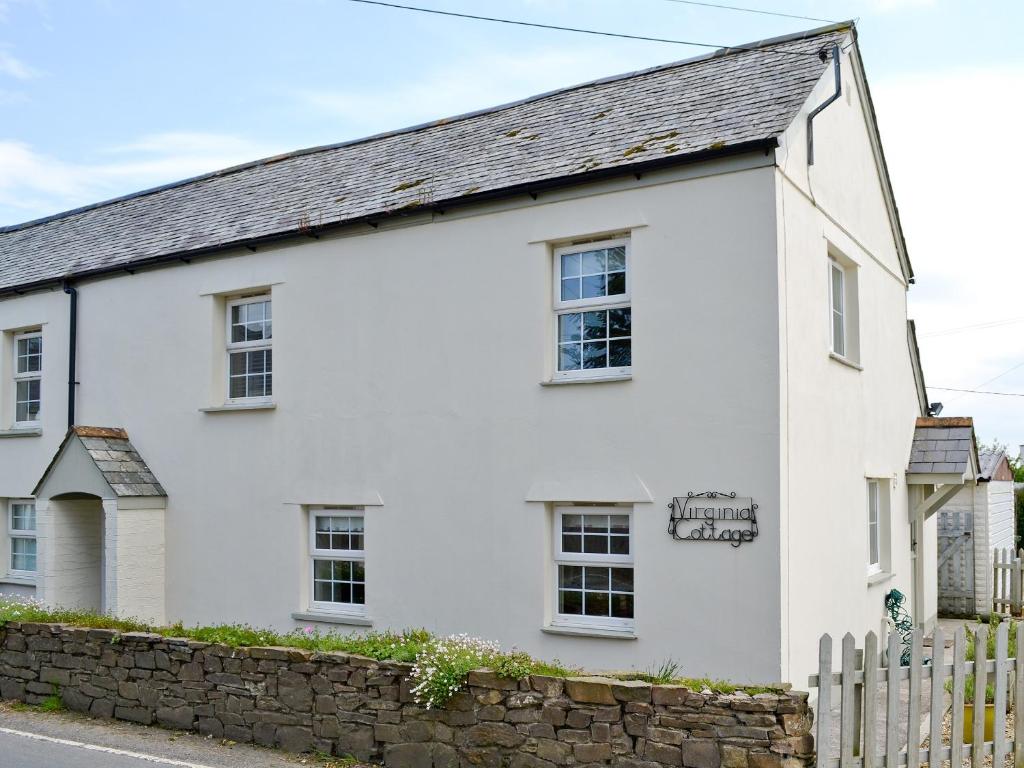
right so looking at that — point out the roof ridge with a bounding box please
[0,20,853,236]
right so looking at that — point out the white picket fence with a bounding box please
[994,548,1024,615]
[810,624,1023,768]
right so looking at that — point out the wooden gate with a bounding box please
[812,624,1022,768]
[938,507,975,616]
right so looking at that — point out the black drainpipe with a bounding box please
[63,281,78,429]
[806,44,842,166]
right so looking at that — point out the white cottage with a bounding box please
[0,22,975,687]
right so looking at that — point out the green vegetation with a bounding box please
[967,613,1018,661]
[5,685,63,713]
[945,670,996,705]
[614,659,782,695]
[390,179,426,193]
[0,598,772,708]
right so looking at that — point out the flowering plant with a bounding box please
[410,634,500,709]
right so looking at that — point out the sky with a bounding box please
[1,0,1023,449]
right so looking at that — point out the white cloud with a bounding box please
[0,48,37,79]
[0,132,287,224]
[873,67,1024,443]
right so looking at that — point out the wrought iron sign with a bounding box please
[667,491,758,547]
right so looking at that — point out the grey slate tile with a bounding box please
[0,25,850,293]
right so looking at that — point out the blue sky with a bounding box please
[2,0,1024,448]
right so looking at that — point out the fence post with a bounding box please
[840,634,856,768]
[950,627,966,768]
[817,634,832,768]
[993,622,1009,766]
[885,631,900,768]
[929,625,945,768]
[863,632,878,768]
[907,630,922,768]
[972,625,989,766]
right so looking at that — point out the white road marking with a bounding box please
[0,725,221,768]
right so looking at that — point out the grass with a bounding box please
[7,689,63,713]
[614,658,784,695]
[0,598,771,696]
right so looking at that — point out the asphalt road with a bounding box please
[0,701,325,768]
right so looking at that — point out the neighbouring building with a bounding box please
[937,445,1015,617]
[0,22,976,688]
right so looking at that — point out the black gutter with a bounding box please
[62,282,78,428]
[806,44,841,166]
[0,138,778,299]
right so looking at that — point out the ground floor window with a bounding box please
[309,508,365,613]
[8,500,36,575]
[866,478,891,576]
[553,506,634,629]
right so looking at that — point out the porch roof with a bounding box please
[906,416,979,485]
[33,425,166,498]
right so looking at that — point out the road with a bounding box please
[0,701,326,768]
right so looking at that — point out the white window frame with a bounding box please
[8,499,37,578]
[308,507,366,616]
[867,480,882,575]
[829,258,846,358]
[552,505,634,631]
[12,329,42,427]
[552,238,632,381]
[225,295,272,403]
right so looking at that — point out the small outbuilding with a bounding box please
[937,448,1016,616]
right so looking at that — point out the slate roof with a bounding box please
[908,417,978,476]
[0,22,853,295]
[34,426,166,497]
[978,450,1005,481]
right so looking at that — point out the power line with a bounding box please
[343,0,825,58]
[661,0,836,24]
[929,387,1024,398]
[942,358,1024,404]
[920,316,1024,339]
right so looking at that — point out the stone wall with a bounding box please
[0,622,814,768]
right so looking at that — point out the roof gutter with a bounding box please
[806,44,841,166]
[0,138,777,299]
[62,281,78,428]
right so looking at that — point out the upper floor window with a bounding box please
[553,506,634,630]
[226,296,272,401]
[827,250,860,365]
[554,239,631,380]
[8,500,36,576]
[309,508,366,615]
[829,258,846,357]
[13,330,41,426]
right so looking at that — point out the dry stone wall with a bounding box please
[0,622,814,768]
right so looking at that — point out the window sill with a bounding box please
[0,427,42,438]
[0,575,37,586]
[541,373,632,387]
[829,352,863,371]
[291,611,372,627]
[867,570,894,586]
[542,624,637,640]
[200,402,276,413]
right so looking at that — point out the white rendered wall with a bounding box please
[0,158,788,682]
[773,39,924,689]
[36,498,103,612]
[104,500,166,625]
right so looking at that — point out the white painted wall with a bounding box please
[35,498,103,612]
[773,39,925,688]
[104,500,166,625]
[0,157,790,682]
